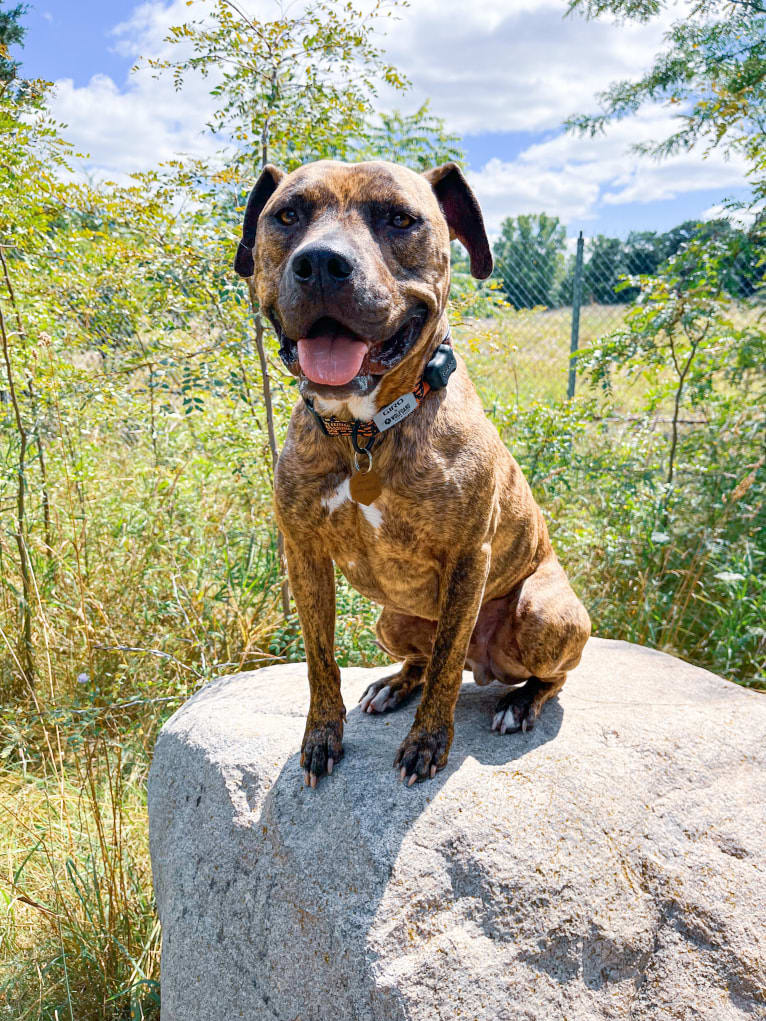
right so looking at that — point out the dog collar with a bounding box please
[302,332,456,446]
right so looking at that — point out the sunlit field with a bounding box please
[458,305,628,407]
[458,301,764,411]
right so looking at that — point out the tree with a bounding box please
[583,238,765,485]
[493,213,567,308]
[0,0,26,85]
[450,241,507,319]
[582,234,628,304]
[150,0,418,173]
[358,103,462,170]
[565,0,766,299]
[565,0,766,173]
[554,219,764,307]
[1,12,75,686]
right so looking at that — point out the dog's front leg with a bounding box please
[284,539,345,788]
[394,544,491,785]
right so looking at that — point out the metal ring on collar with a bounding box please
[353,449,374,474]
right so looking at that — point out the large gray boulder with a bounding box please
[148,638,766,1021]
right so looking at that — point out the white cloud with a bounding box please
[42,0,750,224]
[378,0,678,134]
[469,156,601,230]
[51,71,218,180]
[467,108,750,231]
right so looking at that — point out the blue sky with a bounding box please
[17,1,134,86]
[12,0,751,239]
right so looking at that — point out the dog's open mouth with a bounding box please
[297,318,368,387]
[272,307,428,390]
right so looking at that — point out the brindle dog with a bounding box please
[235,159,590,787]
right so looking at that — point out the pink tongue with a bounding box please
[297,334,367,386]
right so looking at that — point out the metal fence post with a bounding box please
[568,230,584,399]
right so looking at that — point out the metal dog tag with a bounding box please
[373,392,417,433]
[350,468,382,505]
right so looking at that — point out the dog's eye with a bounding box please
[276,208,298,226]
[390,211,415,229]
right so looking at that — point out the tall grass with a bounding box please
[1,742,160,1020]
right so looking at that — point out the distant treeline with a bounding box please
[466,214,765,309]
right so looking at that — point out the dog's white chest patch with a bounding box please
[360,502,383,530]
[321,478,351,514]
[321,478,384,530]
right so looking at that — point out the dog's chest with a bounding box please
[317,475,440,615]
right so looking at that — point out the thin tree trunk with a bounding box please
[37,434,52,557]
[0,248,54,563]
[251,121,290,616]
[247,279,290,616]
[667,333,699,487]
[248,285,280,480]
[0,300,34,686]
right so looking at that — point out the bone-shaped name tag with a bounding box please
[372,393,418,433]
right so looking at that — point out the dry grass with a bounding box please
[457,301,764,412]
[0,735,160,1020]
[455,304,629,407]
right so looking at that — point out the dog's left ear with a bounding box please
[422,162,492,280]
[234,164,286,278]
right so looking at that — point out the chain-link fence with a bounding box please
[453,220,763,408]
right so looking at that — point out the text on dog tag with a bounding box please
[372,392,417,433]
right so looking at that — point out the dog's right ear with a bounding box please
[234,165,285,278]
[422,162,492,280]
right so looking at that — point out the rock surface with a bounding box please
[148,638,766,1021]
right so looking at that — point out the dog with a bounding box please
[235,159,591,787]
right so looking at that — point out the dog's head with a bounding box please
[235,160,491,409]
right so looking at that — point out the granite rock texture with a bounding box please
[148,638,766,1020]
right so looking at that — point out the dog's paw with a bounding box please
[301,716,344,788]
[393,725,451,786]
[491,678,544,735]
[359,672,420,714]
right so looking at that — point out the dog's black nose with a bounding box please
[290,245,354,287]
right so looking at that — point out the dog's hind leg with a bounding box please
[359,659,425,714]
[488,556,590,734]
[491,675,566,734]
[359,609,434,714]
